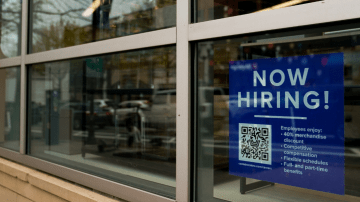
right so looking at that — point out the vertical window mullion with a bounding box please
[19,0,29,154]
[176,1,191,202]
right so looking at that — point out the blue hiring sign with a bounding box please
[229,53,344,195]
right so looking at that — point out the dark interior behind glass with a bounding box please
[196,0,321,23]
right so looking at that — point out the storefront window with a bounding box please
[29,0,176,53]
[0,67,20,151]
[196,0,321,23]
[28,46,176,198]
[0,0,21,59]
[195,23,360,201]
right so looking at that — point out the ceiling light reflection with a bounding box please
[256,0,311,13]
[82,0,102,17]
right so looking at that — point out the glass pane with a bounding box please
[0,67,20,151]
[196,0,321,23]
[0,0,21,59]
[28,46,176,198]
[29,0,176,53]
[195,23,360,201]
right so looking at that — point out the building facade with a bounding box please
[0,0,359,201]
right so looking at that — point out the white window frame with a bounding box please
[0,0,358,202]
[0,57,21,68]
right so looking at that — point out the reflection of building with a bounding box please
[197,0,320,21]
[114,4,176,36]
[31,62,71,105]
[30,0,176,52]
[65,47,176,102]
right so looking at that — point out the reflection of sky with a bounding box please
[1,0,21,58]
[1,0,161,56]
[110,0,155,18]
[34,0,93,28]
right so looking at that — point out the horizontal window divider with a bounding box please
[241,30,360,46]
[189,0,360,41]
[0,147,175,202]
[0,57,21,68]
[25,27,176,65]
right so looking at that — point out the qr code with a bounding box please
[238,123,272,165]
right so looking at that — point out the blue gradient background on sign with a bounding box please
[229,53,344,195]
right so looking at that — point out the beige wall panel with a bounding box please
[16,195,34,202]
[0,184,17,202]
[0,172,67,202]
[0,157,123,202]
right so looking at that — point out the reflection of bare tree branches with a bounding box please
[32,9,84,16]
[58,0,92,22]
[1,10,21,14]
[27,0,175,53]
[0,18,20,25]
[0,0,21,58]
[29,0,93,52]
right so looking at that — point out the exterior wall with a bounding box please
[0,157,123,202]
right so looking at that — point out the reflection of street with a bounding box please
[30,123,175,140]
[196,138,360,201]
[70,126,176,145]
[28,44,177,196]
[0,140,20,151]
[204,141,360,200]
[204,141,360,166]
[42,148,175,187]
[30,123,176,188]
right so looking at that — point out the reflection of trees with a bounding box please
[157,47,176,87]
[0,0,21,58]
[32,62,70,103]
[31,0,122,52]
[115,47,176,90]
[1,0,176,57]
[128,0,176,34]
[156,0,176,8]
[31,0,92,52]
[128,0,154,34]
[32,0,91,24]
[32,20,90,53]
[49,64,70,101]
[30,0,177,52]
[27,1,176,99]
